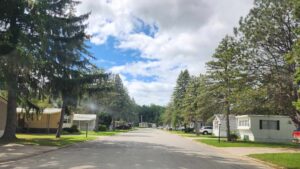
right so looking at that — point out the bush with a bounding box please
[98,125,108,131]
[230,133,239,141]
[116,124,132,130]
[184,127,194,133]
[63,125,79,134]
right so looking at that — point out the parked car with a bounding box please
[199,126,212,135]
[177,126,185,131]
[292,127,300,143]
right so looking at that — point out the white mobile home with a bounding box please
[73,114,97,131]
[236,115,296,143]
[212,114,237,137]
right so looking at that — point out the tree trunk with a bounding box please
[112,118,115,131]
[1,77,18,140]
[195,121,200,136]
[226,101,231,141]
[56,101,66,138]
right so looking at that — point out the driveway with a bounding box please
[0,128,271,169]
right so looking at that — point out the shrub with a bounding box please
[116,124,131,130]
[184,127,194,133]
[63,125,79,134]
[230,133,239,141]
[98,125,108,131]
[70,125,79,132]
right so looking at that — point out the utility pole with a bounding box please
[86,122,88,138]
[218,123,221,143]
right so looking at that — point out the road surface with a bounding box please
[0,128,271,169]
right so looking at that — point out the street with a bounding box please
[0,128,271,169]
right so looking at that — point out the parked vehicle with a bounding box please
[177,126,185,131]
[199,126,212,135]
[292,127,300,143]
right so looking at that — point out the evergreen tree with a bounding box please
[238,0,300,127]
[182,76,200,125]
[162,103,174,126]
[288,0,300,125]
[171,69,190,128]
[0,0,47,140]
[102,74,135,129]
[32,0,92,138]
[207,36,244,141]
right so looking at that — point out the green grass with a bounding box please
[15,134,97,147]
[83,129,134,136]
[169,130,218,139]
[249,153,300,169]
[13,129,132,147]
[198,139,299,148]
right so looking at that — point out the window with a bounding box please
[259,120,280,130]
[64,116,70,123]
[238,119,249,127]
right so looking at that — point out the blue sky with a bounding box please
[88,35,158,83]
[78,0,253,105]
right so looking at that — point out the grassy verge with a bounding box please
[84,129,134,136]
[249,153,300,169]
[13,129,132,147]
[15,134,96,147]
[169,130,299,148]
[168,130,216,139]
[198,139,299,148]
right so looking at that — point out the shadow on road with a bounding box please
[0,129,268,169]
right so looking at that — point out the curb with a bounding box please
[247,156,283,169]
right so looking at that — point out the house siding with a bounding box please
[212,114,237,137]
[237,115,296,143]
[17,113,61,131]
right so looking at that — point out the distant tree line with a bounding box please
[137,104,165,125]
[163,0,300,141]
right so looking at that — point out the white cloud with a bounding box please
[77,0,253,105]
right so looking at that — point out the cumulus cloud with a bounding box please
[77,0,253,105]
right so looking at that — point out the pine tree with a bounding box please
[171,69,190,128]
[0,0,48,140]
[182,76,200,125]
[238,0,300,127]
[104,74,134,129]
[207,36,243,141]
[32,0,92,138]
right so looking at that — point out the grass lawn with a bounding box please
[14,129,132,147]
[249,153,300,169]
[86,129,133,136]
[169,130,216,139]
[16,134,96,147]
[198,139,299,148]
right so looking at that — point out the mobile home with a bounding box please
[212,114,237,137]
[236,115,296,143]
[72,114,97,131]
[17,108,62,133]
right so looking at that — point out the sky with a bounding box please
[77,0,254,106]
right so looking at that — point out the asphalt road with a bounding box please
[0,128,271,169]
